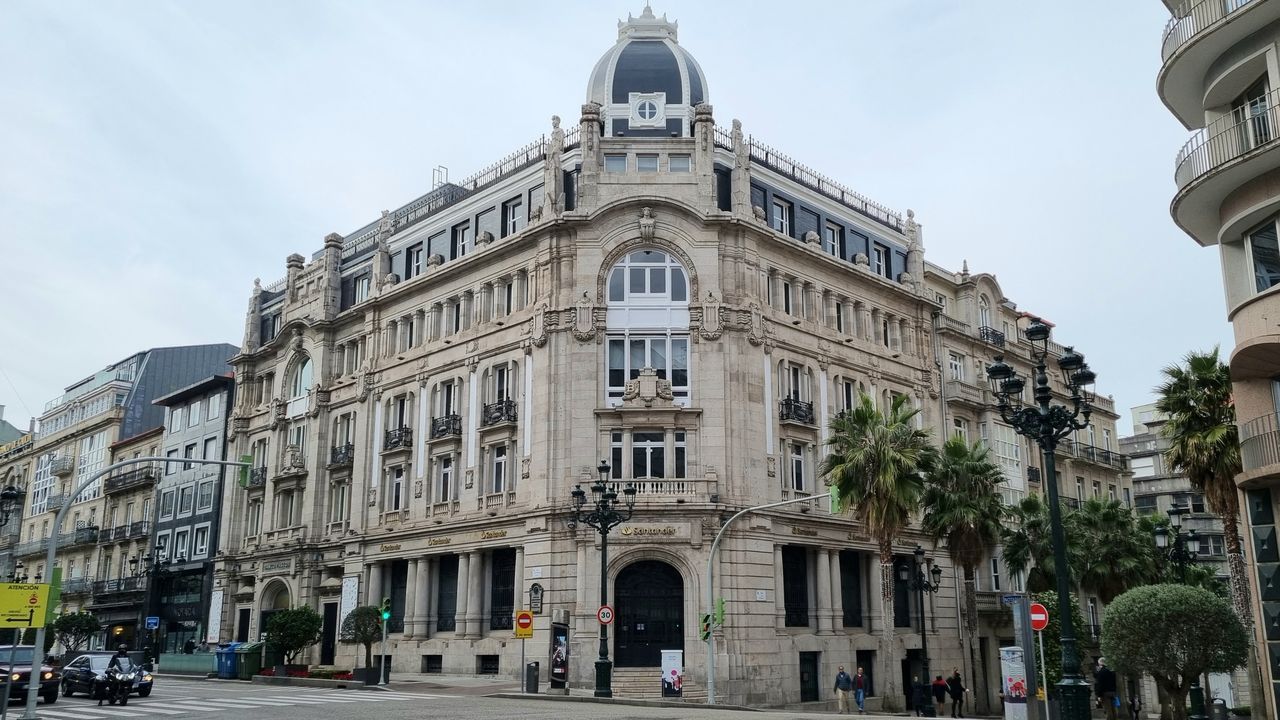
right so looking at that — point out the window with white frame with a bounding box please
[835,302,845,332]
[636,154,658,172]
[841,379,856,412]
[772,199,792,236]
[785,363,808,402]
[503,197,524,236]
[436,454,455,502]
[206,393,220,420]
[192,525,210,557]
[183,442,196,470]
[979,295,992,328]
[606,336,689,403]
[203,437,217,460]
[196,480,214,512]
[1248,218,1280,293]
[334,412,355,446]
[160,490,175,520]
[952,417,969,442]
[187,401,200,427]
[451,221,472,259]
[1075,477,1085,501]
[329,481,349,524]
[789,442,806,491]
[438,380,457,416]
[246,500,262,537]
[493,365,510,403]
[174,527,190,558]
[632,432,665,479]
[170,407,183,432]
[388,466,405,511]
[30,454,54,515]
[990,557,1001,591]
[354,275,371,303]
[155,532,171,561]
[987,422,1022,483]
[277,490,296,528]
[178,485,195,515]
[948,352,965,381]
[674,431,687,478]
[872,245,887,276]
[490,445,508,493]
[823,223,841,256]
[605,250,691,406]
[610,432,624,479]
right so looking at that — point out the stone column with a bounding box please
[576,542,588,634]
[816,548,833,634]
[455,553,470,635]
[823,291,836,329]
[467,551,484,637]
[859,303,873,342]
[415,556,431,639]
[830,551,843,630]
[867,554,883,633]
[461,292,474,331]
[769,270,781,310]
[889,317,902,352]
[425,558,438,633]
[513,545,525,612]
[404,559,419,638]
[367,562,383,605]
[774,545,786,630]
[871,309,883,346]
[902,321,915,357]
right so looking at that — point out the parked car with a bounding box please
[60,653,153,698]
[0,645,59,704]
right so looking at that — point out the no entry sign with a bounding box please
[1029,602,1049,632]
[514,610,534,639]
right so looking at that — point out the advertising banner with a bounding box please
[1000,646,1029,720]
[660,649,683,697]
[550,624,569,686]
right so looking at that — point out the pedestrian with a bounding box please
[1095,658,1118,720]
[853,666,867,714]
[911,675,929,717]
[1127,693,1142,720]
[931,674,948,716]
[834,665,853,714]
[946,669,967,718]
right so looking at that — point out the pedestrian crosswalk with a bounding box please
[17,689,443,719]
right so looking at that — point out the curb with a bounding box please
[487,691,760,712]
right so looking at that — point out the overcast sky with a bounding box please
[0,1,1224,436]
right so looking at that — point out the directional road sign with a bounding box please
[0,584,50,628]
[597,605,614,625]
[1029,602,1049,632]
[514,610,534,639]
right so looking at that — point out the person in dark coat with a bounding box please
[910,675,929,717]
[931,675,949,716]
[946,669,967,718]
[1095,658,1118,720]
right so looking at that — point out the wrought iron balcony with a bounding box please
[978,325,1006,347]
[1057,439,1127,470]
[105,465,158,494]
[125,520,151,540]
[246,467,267,488]
[384,426,413,451]
[62,577,92,595]
[45,494,65,512]
[1241,413,1280,474]
[481,400,517,427]
[92,576,146,596]
[779,397,815,425]
[489,612,514,631]
[13,540,44,557]
[431,414,462,439]
[50,456,74,477]
[1027,467,1042,484]
[329,443,355,467]
[60,526,99,548]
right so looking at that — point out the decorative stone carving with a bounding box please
[854,253,869,267]
[477,231,495,246]
[367,486,377,507]
[752,205,767,223]
[427,253,444,267]
[543,115,566,218]
[803,230,820,245]
[521,458,531,479]
[638,207,656,240]
[377,209,394,241]
[530,205,544,223]
[766,455,777,478]
[621,367,674,408]
[269,398,285,430]
[898,271,914,286]
[700,291,722,340]
[746,302,765,346]
[817,340,831,370]
[465,469,475,490]
[731,119,751,217]
[572,292,596,342]
[414,480,423,499]
[530,303,549,347]
[380,272,400,291]
[358,371,375,402]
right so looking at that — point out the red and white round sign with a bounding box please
[516,611,534,631]
[597,605,615,625]
[1029,602,1050,632]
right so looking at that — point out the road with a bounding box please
[0,676,906,720]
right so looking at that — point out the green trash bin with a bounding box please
[235,642,265,681]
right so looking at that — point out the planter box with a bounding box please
[251,675,362,690]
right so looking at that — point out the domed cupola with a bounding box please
[586,3,708,138]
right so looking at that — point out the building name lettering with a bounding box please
[791,527,818,537]
[429,537,451,546]
[261,559,292,573]
[379,543,402,552]
[480,530,507,540]
[620,526,676,537]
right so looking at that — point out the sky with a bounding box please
[0,1,1228,436]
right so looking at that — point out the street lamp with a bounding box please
[6,563,27,583]
[1154,504,1207,720]
[570,460,636,698]
[986,317,1097,720]
[898,545,943,717]
[0,486,24,528]
[131,549,179,658]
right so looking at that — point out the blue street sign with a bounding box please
[145,616,159,630]
[1001,593,1025,606]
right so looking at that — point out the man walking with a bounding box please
[946,668,967,718]
[1095,658,1118,720]
[834,665,853,714]
[854,666,867,714]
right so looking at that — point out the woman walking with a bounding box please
[946,669,967,718]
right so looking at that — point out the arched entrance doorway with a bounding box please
[614,560,683,667]
[259,582,290,647]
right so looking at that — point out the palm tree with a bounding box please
[1067,498,1158,603]
[920,436,1005,714]
[1155,348,1262,712]
[822,392,935,710]
[1001,493,1065,593]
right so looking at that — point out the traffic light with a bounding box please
[715,597,725,626]
[379,597,392,622]
[700,613,711,642]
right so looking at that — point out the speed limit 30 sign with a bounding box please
[597,605,614,625]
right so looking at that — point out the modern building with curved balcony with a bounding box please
[1158,0,1280,714]
[216,6,1125,710]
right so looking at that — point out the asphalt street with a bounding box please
[0,676,909,720]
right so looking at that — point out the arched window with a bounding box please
[604,248,691,405]
[978,295,992,329]
[286,357,312,417]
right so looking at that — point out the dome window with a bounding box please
[629,92,666,128]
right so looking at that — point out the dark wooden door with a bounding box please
[614,560,683,667]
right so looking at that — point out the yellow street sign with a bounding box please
[0,584,50,628]
[514,610,534,639]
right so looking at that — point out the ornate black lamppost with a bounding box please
[899,545,943,717]
[570,461,636,698]
[986,317,1097,720]
[1154,504,1207,720]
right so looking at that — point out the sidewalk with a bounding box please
[385,672,522,695]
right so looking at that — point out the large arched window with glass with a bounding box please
[978,295,992,329]
[287,356,312,418]
[605,249,691,405]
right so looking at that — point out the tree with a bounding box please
[1067,499,1158,603]
[1101,584,1248,720]
[1002,494,1068,593]
[921,436,1005,712]
[1029,589,1088,697]
[264,606,323,666]
[339,606,382,670]
[823,392,935,709]
[1155,348,1263,712]
[52,611,100,654]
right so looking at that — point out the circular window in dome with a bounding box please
[629,94,665,128]
[637,100,658,120]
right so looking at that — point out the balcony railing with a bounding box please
[938,314,971,334]
[92,576,145,595]
[489,612,514,631]
[329,444,355,467]
[481,400,517,427]
[1176,86,1280,189]
[104,465,158,494]
[50,457,74,477]
[45,494,65,512]
[246,467,267,488]
[13,540,44,557]
[1162,0,1256,62]
[431,414,462,439]
[1027,467,1042,484]
[779,397,815,425]
[384,426,413,451]
[978,325,1006,347]
[631,478,699,498]
[62,577,92,595]
[60,526,99,548]
[949,380,985,405]
[125,520,151,540]
[1241,413,1280,473]
[1057,439,1127,470]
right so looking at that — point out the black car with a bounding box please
[60,654,153,698]
[0,645,59,704]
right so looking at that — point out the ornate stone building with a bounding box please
[216,6,1123,709]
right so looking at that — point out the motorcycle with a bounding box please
[96,666,136,706]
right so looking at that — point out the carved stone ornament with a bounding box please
[427,253,444,267]
[766,455,777,478]
[621,368,674,408]
[854,253,869,267]
[358,371,375,402]
[572,292,596,342]
[291,327,305,352]
[367,486,377,507]
[897,271,914,287]
[531,303,549,347]
[817,340,832,370]
[803,230,820,245]
[414,480,423,499]
[746,302,765,346]
[465,469,475,490]
[377,209,394,241]
[477,231,495,246]
[530,205,544,223]
[269,398,285,430]
[521,458,531,479]
[699,291,723,340]
[752,205,767,223]
[381,272,400,290]
[638,207,656,240]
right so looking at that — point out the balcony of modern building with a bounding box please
[104,464,158,495]
[1228,287,1280,382]
[1173,86,1280,245]
[1159,0,1280,128]
[1240,412,1280,485]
